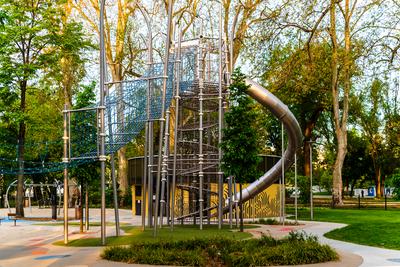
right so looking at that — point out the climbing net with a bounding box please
[0,50,196,175]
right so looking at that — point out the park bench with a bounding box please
[7,213,17,226]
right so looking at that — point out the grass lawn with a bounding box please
[289,207,400,250]
[54,224,253,247]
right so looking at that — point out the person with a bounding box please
[361,190,364,198]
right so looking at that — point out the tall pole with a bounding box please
[294,153,298,224]
[171,28,182,230]
[281,123,285,225]
[198,27,204,230]
[217,0,224,230]
[136,1,153,230]
[310,142,313,220]
[62,104,69,245]
[106,75,120,236]
[154,0,173,236]
[160,110,171,226]
[228,176,233,228]
[99,0,107,245]
[110,154,120,236]
[85,182,89,230]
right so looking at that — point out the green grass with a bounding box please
[102,232,338,266]
[54,224,253,247]
[289,207,400,250]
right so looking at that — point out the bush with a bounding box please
[102,233,338,266]
[389,169,400,200]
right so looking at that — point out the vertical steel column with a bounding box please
[142,122,148,229]
[148,122,154,228]
[160,110,171,226]
[228,176,233,228]
[99,0,107,245]
[217,1,224,230]
[294,153,298,224]
[198,28,205,230]
[85,182,89,230]
[136,1,153,230]
[179,107,184,225]
[281,123,285,225]
[310,142,313,220]
[62,104,69,245]
[107,84,120,236]
[171,28,182,230]
[234,178,239,227]
[110,154,120,236]
[154,0,173,235]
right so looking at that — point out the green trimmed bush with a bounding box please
[102,232,338,266]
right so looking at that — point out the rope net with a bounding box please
[0,50,196,175]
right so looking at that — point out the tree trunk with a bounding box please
[330,0,352,206]
[330,0,344,207]
[332,134,345,206]
[375,166,382,198]
[304,139,311,177]
[303,108,323,176]
[239,182,243,232]
[118,147,128,196]
[16,80,27,217]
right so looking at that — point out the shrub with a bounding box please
[389,169,400,200]
[101,233,338,266]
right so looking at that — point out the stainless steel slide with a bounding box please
[230,79,303,205]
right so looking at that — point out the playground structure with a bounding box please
[61,0,302,245]
[0,1,302,245]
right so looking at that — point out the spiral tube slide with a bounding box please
[229,79,303,205]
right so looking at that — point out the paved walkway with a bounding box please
[0,208,399,266]
[299,220,400,267]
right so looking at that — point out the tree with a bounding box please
[342,129,374,196]
[351,79,390,197]
[329,0,350,206]
[0,0,92,216]
[260,42,333,176]
[221,69,261,232]
[0,0,67,216]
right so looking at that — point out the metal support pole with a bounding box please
[99,0,106,245]
[79,180,83,233]
[234,178,239,228]
[228,176,233,229]
[62,104,69,245]
[148,124,154,228]
[111,154,120,236]
[85,182,89,230]
[198,29,204,230]
[310,142,313,221]
[294,153,298,224]
[137,1,153,230]
[160,110,171,226]
[154,0,173,236]
[142,120,148,229]
[281,123,285,225]
[217,0,224,230]
[171,28,182,231]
